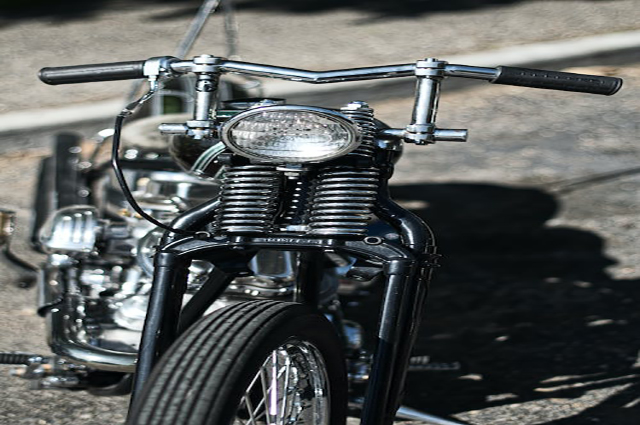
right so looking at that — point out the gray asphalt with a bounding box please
[1,0,639,113]
[0,1,639,424]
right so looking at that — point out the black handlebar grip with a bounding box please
[493,66,623,96]
[39,60,146,85]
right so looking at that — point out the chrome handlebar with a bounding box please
[38,54,623,145]
[166,56,498,83]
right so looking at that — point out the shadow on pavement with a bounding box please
[0,0,180,21]
[235,0,524,17]
[0,0,599,21]
[347,183,639,424]
[224,0,618,19]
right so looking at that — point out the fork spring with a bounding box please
[215,165,282,234]
[308,167,379,236]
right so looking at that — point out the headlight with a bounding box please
[220,105,361,163]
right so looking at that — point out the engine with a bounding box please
[38,157,304,354]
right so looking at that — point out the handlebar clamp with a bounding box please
[405,124,436,145]
[143,56,180,80]
[414,59,446,78]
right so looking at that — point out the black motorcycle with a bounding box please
[24,52,621,425]
[0,1,624,420]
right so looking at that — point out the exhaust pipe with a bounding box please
[42,267,137,373]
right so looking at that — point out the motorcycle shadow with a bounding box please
[348,182,640,424]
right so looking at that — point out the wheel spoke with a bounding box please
[252,398,267,421]
[241,371,264,420]
[260,364,275,424]
[270,351,279,423]
[236,339,330,425]
[241,394,258,425]
[280,354,292,423]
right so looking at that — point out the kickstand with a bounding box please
[349,399,469,425]
[396,405,469,425]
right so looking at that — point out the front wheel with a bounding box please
[128,300,348,425]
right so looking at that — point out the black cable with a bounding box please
[111,113,197,236]
[3,243,38,273]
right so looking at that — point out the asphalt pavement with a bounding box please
[0,1,639,424]
[1,0,640,114]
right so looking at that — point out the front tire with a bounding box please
[128,300,348,425]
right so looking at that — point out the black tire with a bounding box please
[128,300,348,425]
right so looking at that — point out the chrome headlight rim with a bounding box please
[219,105,361,164]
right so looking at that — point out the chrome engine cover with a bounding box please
[39,206,100,254]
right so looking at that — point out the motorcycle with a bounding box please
[0,3,624,425]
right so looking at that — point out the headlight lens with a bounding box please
[220,106,360,163]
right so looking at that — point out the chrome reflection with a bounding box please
[235,338,330,425]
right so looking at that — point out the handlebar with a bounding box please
[38,56,623,96]
[39,61,146,85]
[37,55,624,146]
[493,66,621,96]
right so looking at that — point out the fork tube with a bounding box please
[361,261,417,425]
[177,267,234,334]
[362,263,432,425]
[361,183,436,424]
[384,264,431,423]
[131,251,190,400]
[295,251,324,307]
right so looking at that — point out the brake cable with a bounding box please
[111,79,199,236]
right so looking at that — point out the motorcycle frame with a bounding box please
[130,153,439,425]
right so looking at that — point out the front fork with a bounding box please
[130,202,436,425]
[361,258,432,425]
